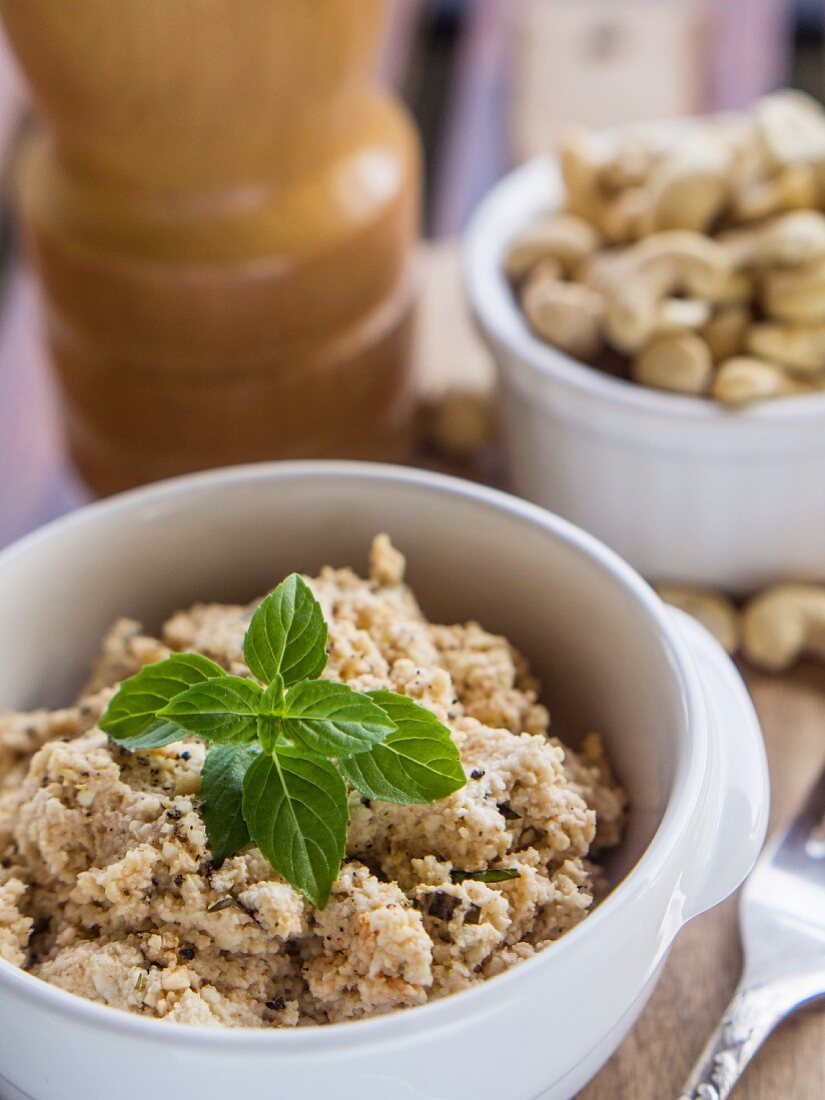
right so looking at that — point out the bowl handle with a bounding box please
[667,608,770,922]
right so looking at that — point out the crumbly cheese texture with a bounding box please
[0,536,625,1028]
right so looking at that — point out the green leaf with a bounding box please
[201,744,261,864]
[257,677,285,751]
[256,715,282,754]
[100,653,225,749]
[449,868,520,884]
[158,675,263,743]
[243,574,327,688]
[260,674,285,714]
[281,679,396,759]
[242,747,348,908]
[340,691,466,804]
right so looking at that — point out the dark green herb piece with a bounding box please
[497,801,521,820]
[449,868,521,884]
[206,897,236,913]
[426,892,460,922]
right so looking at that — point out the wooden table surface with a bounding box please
[2,245,824,1099]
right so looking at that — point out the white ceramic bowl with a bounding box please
[0,461,768,1100]
[464,154,825,593]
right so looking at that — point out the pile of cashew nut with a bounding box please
[506,90,825,404]
[656,583,825,672]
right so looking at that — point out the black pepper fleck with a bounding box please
[427,892,460,922]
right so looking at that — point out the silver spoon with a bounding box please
[679,763,825,1099]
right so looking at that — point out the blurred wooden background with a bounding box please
[3,0,821,542]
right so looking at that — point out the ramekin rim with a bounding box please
[0,460,709,1050]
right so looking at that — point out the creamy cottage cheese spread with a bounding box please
[0,537,625,1027]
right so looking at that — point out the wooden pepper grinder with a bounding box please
[0,0,420,494]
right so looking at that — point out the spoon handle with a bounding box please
[677,983,788,1099]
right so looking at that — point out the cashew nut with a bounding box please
[602,232,735,352]
[559,131,646,244]
[700,304,750,361]
[754,89,825,170]
[635,138,731,236]
[720,211,825,270]
[655,297,713,336]
[632,332,713,395]
[746,321,825,377]
[681,265,751,306]
[504,213,600,282]
[656,584,740,654]
[761,256,825,323]
[597,131,656,194]
[730,162,818,224]
[576,247,628,296]
[711,356,811,406]
[741,583,825,670]
[520,264,604,361]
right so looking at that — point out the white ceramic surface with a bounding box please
[0,462,768,1100]
[463,154,825,594]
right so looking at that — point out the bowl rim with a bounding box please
[463,153,825,424]
[0,460,707,1049]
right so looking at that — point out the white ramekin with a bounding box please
[463,155,825,594]
[0,461,768,1100]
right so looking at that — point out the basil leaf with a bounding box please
[100,653,225,748]
[242,747,348,908]
[158,675,263,742]
[280,679,396,759]
[243,574,327,688]
[340,691,466,804]
[449,868,520,884]
[256,715,281,754]
[201,743,260,864]
[260,674,285,714]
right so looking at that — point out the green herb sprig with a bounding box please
[100,574,466,907]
